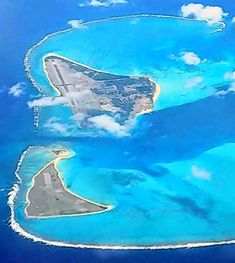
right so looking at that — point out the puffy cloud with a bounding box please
[184,76,203,88]
[27,96,67,108]
[43,117,73,135]
[72,112,87,122]
[181,3,228,25]
[27,90,91,108]
[232,17,235,23]
[8,82,25,97]
[229,82,235,92]
[67,19,86,29]
[214,82,235,97]
[66,90,92,98]
[181,52,201,65]
[191,165,211,180]
[214,89,228,97]
[88,114,130,136]
[224,71,235,80]
[79,0,128,8]
[221,72,235,96]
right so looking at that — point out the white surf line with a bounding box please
[25,14,224,129]
[24,13,225,95]
[9,15,229,250]
[8,146,235,250]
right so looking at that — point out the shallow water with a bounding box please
[11,15,235,247]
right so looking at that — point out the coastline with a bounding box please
[24,148,112,219]
[135,80,161,118]
[8,147,235,250]
[42,55,62,96]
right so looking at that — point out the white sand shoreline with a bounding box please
[24,149,112,219]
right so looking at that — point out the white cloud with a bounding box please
[79,0,128,8]
[72,112,87,122]
[27,96,67,108]
[191,165,211,180]
[66,90,92,99]
[214,82,235,97]
[184,76,203,88]
[27,90,91,108]
[224,71,235,80]
[88,114,130,136]
[181,52,201,65]
[43,117,73,135]
[232,17,235,23]
[8,82,25,97]
[229,82,235,92]
[220,73,235,95]
[181,3,228,25]
[67,19,86,29]
[214,89,228,97]
[42,113,135,137]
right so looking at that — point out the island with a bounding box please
[43,54,159,127]
[25,150,110,218]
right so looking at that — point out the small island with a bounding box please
[25,150,110,218]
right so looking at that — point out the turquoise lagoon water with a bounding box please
[15,143,235,246]
[28,16,235,112]
[14,16,235,247]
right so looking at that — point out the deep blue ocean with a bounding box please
[1,0,235,262]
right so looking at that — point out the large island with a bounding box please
[43,54,159,128]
